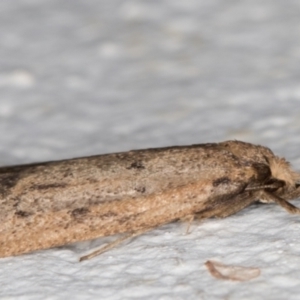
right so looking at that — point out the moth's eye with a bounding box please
[296,183,300,188]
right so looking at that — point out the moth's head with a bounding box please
[268,155,300,199]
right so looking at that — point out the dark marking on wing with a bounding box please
[15,210,33,218]
[100,212,118,219]
[30,183,68,190]
[213,177,231,187]
[127,161,145,170]
[135,186,146,193]
[71,207,90,218]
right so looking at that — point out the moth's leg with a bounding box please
[180,215,194,233]
[80,228,152,261]
[261,191,300,215]
[194,192,258,220]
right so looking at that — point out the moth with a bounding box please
[1,140,300,260]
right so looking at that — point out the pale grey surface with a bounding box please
[1,1,300,299]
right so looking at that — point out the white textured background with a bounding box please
[1,1,300,299]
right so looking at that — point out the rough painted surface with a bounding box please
[1,0,300,299]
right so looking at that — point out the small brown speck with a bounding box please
[213,177,231,187]
[127,161,145,170]
[71,207,90,218]
[135,186,146,193]
[15,210,33,218]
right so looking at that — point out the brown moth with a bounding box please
[0,140,300,260]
